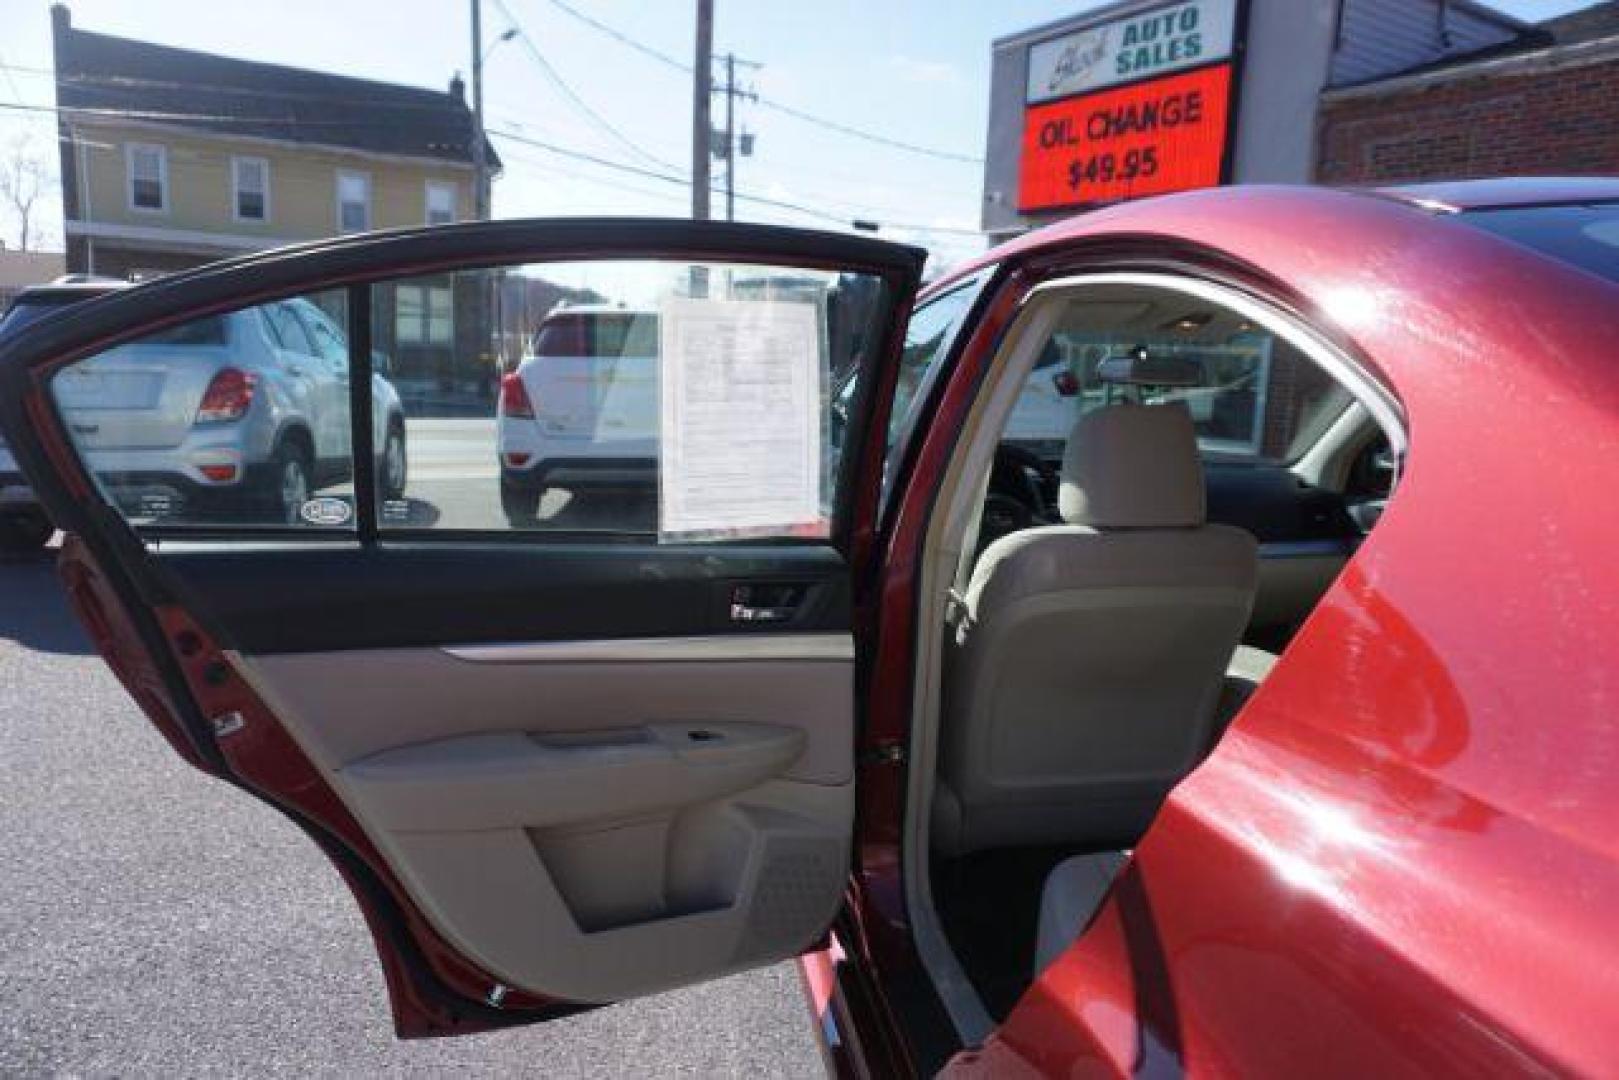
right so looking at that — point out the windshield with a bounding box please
[1459,203,1619,285]
[531,311,659,358]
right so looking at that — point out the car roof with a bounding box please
[8,277,128,308]
[544,303,655,318]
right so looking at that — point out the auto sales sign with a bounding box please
[1018,0,1240,212]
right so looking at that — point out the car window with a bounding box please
[297,305,349,370]
[376,258,898,540]
[49,290,355,531]
[531,311,659,358]
[887,279,984,453]
[263,303,315,355]
[1459,202,1619,285]
[1010,297,1350,466]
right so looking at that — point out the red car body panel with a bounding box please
[893,186,1619,1075]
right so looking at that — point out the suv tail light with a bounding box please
[499,372,535,419]
[194,368,257,424]
[1052,370,1080,397]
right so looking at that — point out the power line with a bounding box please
[531,0,981,164]
[488,0,680,174]
[540,0,689,73]
[488,126,980,236]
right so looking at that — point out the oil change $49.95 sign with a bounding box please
[1018,62,1232,212]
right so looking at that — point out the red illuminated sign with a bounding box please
[1017,62,1232,213]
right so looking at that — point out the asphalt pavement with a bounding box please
[0,542,824,1077]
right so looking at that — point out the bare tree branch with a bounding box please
[0,133,55,252]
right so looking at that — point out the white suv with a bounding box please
[495,304,659,523]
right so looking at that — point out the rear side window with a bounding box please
[41,256,905,547]
[378,259,893,541]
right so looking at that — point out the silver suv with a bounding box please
[3,282,408,537]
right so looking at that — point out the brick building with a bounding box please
[1318,2,1619,184]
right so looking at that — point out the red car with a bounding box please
[3,179,1617,1076]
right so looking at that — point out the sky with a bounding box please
[0,0,1605,269]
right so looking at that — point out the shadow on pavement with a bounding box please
[0,546,91,656]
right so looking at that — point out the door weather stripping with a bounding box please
[443,634,854,665]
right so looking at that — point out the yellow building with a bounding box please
[51,4,500,403]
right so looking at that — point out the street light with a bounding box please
[483,26,518,63]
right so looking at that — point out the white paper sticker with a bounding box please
[658,297,824,540]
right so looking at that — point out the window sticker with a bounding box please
[658,297,825,541]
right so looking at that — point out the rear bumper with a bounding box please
[501,457,657,493]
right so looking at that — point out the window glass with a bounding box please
[1459,203,1619,285]
[234,157,268,220]
[426,182,457,226]
[264,303,315,355]
[129,144,165,210]
[1008,296,1346,466]
[886,280,982,452]
[50,290,355,530]
[372,260,891,540]
[338,172,370,233]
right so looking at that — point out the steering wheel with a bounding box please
[980,443,1061,549]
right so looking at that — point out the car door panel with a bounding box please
[0,219,924,1034]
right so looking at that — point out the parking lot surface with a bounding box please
[0,545,822,1077]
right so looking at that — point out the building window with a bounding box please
[127,143,167,212]
[232,156,269,222]
[426,180,457,225]
[337,170,371,233]
[395,283,454,345]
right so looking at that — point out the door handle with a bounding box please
[729,584,805,624]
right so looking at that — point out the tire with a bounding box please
[268,439,313,525]
[0,512,54,554]
[380,422,408,500]
[500,480,542,526]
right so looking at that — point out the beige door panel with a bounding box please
[228,638,854,1004]
[343,722,807,832]
[238,640,852,783]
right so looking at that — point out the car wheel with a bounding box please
[381,423,408,500]
[0,512,55,554]
[271,441,312,525]
[501,481,542,526]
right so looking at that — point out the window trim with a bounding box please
[231,155,271,223]
[336,169,372,234]
[425,179,458,226]
[125,142,168,214]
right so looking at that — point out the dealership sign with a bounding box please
[1018,0,1240,212]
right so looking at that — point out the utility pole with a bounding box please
[722,53,735,221]
[711,52,758,223]
[691,0,713,220]
[471,0,489,220]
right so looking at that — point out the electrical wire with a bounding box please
[488,0,681,174]
[532,0,982,164]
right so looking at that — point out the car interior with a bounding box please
[913,278,1401,1028]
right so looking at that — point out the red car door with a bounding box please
[0,219,923,1037]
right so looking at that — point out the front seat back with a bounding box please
[934,404,1257,856]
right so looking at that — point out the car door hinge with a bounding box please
[861,743,907,767]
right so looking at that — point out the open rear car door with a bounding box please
[0,220,925,1036]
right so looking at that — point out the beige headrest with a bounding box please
[1058,404,1206,528]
